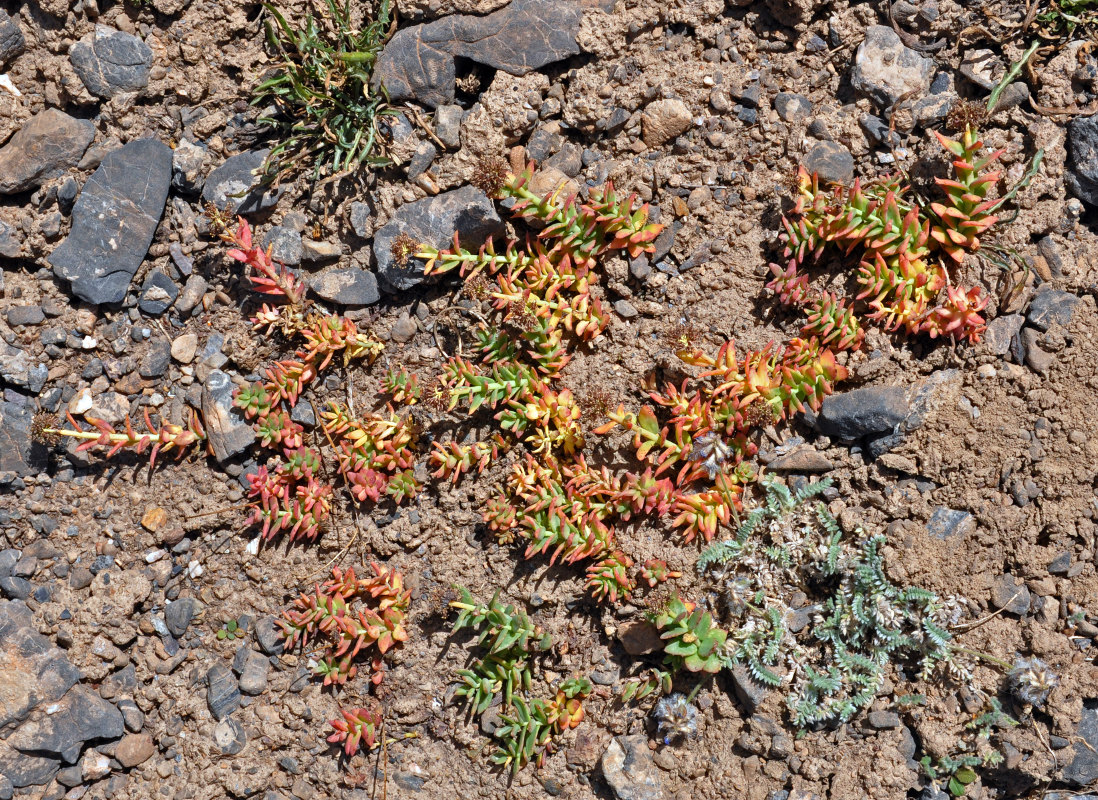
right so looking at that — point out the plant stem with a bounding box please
[951,645,1013,671]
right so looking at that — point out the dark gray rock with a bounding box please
[254,616,285,655]
[117,698,144,732]
[0,550,17,578]
[990,573,1031,616]
[1020,327,1055,376]
[0,110,95,194]
[201,370,255,463]
[774,92,812,123]
[374,184,502,292]
[867,710,901,729]
[983,313,1024,356]
[1068,114,1098,207]
[207,663,241,720]
[1048,551,1072,575]
[170,138,207,195]
[1026,288,1081,332]
[926,507,974,539]
[139,338,171,378]
[49,138,172,306]
[137,272,179,316]
[850,25,934,108]
[0,745,59,789]
[69,25,153,99]
[212,716,247,755]
[7,685,123,756]
[1063,705,1098,787]
[407,142,438,179]
[613,299,638,319]
[261,226,303,266]
[803,140,854,185]
[164,597,198,637]
[0,577,31,600]
[308,267,380,306]
[376,0,584,108]
[7,306,44,326]
[816,385,909,440]
[237,651,270,695]
[434,104,463,149]
[0,606,83,733]
[0,343,46,394]
[730,663,769,714]
[348,202,372,238]
[201,150,282,216]
[0,10,25,68]
[0,400,49,477]
[0,218,21,258]
[601,735,663,800]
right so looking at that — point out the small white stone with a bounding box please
[244,537,260,556]
[145,549,167,563]
[69,388,93,415]
[187,560,203,578]
[81,336,97,350]
[977,364,996,379]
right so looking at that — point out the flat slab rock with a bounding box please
[0,400,49,478]
[49,138,172,306]
[376,0,590,108]
[69,25,153,99]
[601,734,664,800]
[0,109,95,195]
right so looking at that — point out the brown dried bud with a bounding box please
[471,156,511,199]
[31,413,59,444]
[390,232,420,267]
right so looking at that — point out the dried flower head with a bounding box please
[471,156,511,198]
[31,413,60,444]
[652,693,699,744]
[390,232,421,267]
[1008,657,1058,708]
[947,99,990,132]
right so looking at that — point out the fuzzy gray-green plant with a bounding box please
[698,476,961,728]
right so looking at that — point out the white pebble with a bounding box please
[145,549,166,563]
[244,537,260,556]
[187,560,203,578]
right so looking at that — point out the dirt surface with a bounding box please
[2,0,1098,799]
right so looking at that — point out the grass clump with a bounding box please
[255,0,395,182]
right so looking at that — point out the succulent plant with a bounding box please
[652,595,728,674]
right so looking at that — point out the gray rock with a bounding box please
[237,651,270,695]
[254,617,285,655]
[434,104,463,149]
[867,710,901,729]
[803,140,854,185]
[374,184,502,292]
[139,338,171,378]
[7,685,123,756]
[207,663,240,720]
[212,716,247,755]
[0,551,17,578]
[544,142,583,177]
[774,92,812,123]
[1026,288,1081,332]
[164,597,198,637]
[201,150,282,216]
[0,10,25,68]
[348,201,372,238]
[376,0,584,108]
[730,663,769,714]
[201,370,255,463]
[816,385,909,440]
[614,299,638,319]
[6,305,42,327]
[1048,551,1071,575]
[982,313,1023,356]
[1063,705,1098,787]
[69,25,153,99]
[1068,114,1098,207]
[601,735,663,800]
[49,138,172,306]
[116,698,144,732]
[0,577,31,600]
[138,272,179,316]
[170,138,208,195]
[617,620,662,655]
[1021,327,1054,376]
[0,110,95,194]
[169,242,194,276]
[0,600,82,730]
[391,315,417,342]
[850,26,934,108]
[308,267,380,306]
[912,93,955,126]
[407,141,438,179]
[0,744,58,788]
[926,507,974,539]
[176,274,208,316]
[300,238,341,263]
[0,343,47,394]
[0,218,21,258]
[0,400,48,477]
[261,226,303,266]
[990,573,1031,616]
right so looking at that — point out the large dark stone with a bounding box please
[1063,704,1098,787]
[69,25,153,99]
[0,110,95,195]
[816,385,910,440]
[0,10,25,68]
[0,601,83,730]
[1026,287,1082,332]
[48,139,172,306]
[376,0,584,108]
[0,401,48,477]
[201,370,255,463]
[0,743,59,789]
[803,140,854,185]
[308,267,380,306]
[207,663,240,721]
[374,184,502,293]
[1068,114,1098,207]
[201,149,281,216]
[7,685,123,756]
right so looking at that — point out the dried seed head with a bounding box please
[390,232,421,267]
[1008,657,1058,708]
[464,273,491,301]
[471,156,511,199]
[652,693,699,744]
[31,413,60,444]
[946,99,989,132]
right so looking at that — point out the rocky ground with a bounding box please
[2,0,1098,799]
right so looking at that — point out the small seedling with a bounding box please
[217,618,247,640]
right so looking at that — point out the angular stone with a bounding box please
[308,267,380,306]
[867,710,901,729]
[0,10,25,68]
[617,620,662,655]
[1063,705,1098,787]
[601,735,663,800]
[171,333,199,364]
[1069,114,1098,206]
[348,201,372,238]
[237,651,269,695]
[0,577,30,599]
[730,663,769,714]
[983,313,1023,356]
[115,733,155,768]
[164,596,198,637]
[212,716,247,755]
[300,238,342,263]
[7,685,123,756]
[69,25,153,99]
[207,663,240,720]
[774,92,812,123]
[926,507,974,539]
[138,338,171,379]
[0,600,83,731]
[7,305,44,326]
[767,447,833,473]
[137,271,178,316]
[803,140,854,185]
[0,742,59,788]
[201,150,282,216]
[49,139,172,306]
[376,0,583,108]
[990,573,1031,616]
[254,617,285,656]
[0,110,95,194]
[261,226,303,267]
[816,385,909,440]
[642,99,693,147]
[171,137,207,195]
[201,370,255,463]
[0,400,48,477]
[850,26,934,108]
[1026,288,1081,332]
[0,218,21,258]
[374,184,502,293]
